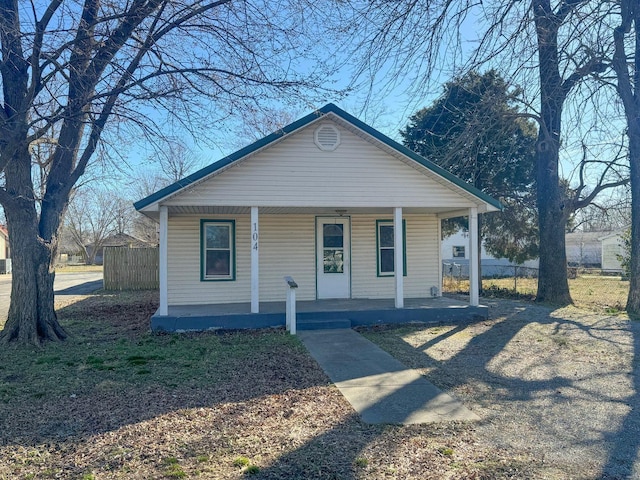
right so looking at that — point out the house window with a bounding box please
[201,220,235,281]
[452,246,465,258]
[376,220,407,277]
[323,224,345,273]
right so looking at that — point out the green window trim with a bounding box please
[376,219,407,277]
[200,219,236,281]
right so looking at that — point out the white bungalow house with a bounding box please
[0,224,10,274]
[135,104,501,331]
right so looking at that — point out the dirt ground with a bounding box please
[361,299,640,479]
[1,292,639,479]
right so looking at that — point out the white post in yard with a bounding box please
[469,206,479,306]
[159,205,168,316]
[288,287,297,335]
[284,276,298,335]
[394,207,404,308]
[251,207,259,313]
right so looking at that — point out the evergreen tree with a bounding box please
[401,71,538,264]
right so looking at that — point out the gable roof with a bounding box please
[86,233,152,249]
[599,225,630,241]
[134,103,502,212]
[566,230,613,246]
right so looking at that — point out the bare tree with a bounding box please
[345,1,629,305]
[154,138,203,183]
[0,0,344,344]
[570,189,631,232]
[65,188,118,265]
[610,0,640,315]
[224,106,300,150]
[113,197,134,236]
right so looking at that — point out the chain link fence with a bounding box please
[442,262,629,311]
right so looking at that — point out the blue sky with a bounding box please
[114,2,627,208]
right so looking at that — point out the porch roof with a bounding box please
[160,205,486,219]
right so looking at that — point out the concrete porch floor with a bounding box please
[152,296,488,332]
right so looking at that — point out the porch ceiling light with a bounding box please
[335,209,347,216]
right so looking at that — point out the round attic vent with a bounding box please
[314,124,340,151]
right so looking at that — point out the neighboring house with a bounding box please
[601,229,627,273]
[441,229,538,277]
[135,104,501,331]
[565,230,611,268]
[0,224,8,259]
[87,233,153,265]
[443,227,623,275]
[0,224,10,274]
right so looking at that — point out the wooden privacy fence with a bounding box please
[103,246,159,290]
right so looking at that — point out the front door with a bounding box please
[316,217,351,299]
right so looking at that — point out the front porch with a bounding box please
[151,296,488,332]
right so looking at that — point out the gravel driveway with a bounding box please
[363,299,640,479]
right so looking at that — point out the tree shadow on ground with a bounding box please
[360,299,640,478]
[600,318,640,479]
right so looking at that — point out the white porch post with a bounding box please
[251,207,259,313]
[394,207,404,308]
[469,207,479,306]
[159,205,168,316]
[437,218,443,296]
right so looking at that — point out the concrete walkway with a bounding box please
[298,329,480,424]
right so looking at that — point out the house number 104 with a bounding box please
[252,223,259,250]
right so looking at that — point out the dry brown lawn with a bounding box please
[444,275,630,311]
[0,291,638,479]
[54,264,104,273]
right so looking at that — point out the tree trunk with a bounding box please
[0,145,67,344]
[610,0,640,316]
[1,203,66,344]
[626,131,640,316]
[533,1,573,305]
[536,141,572,304]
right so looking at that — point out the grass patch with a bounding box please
[163,457,187,478]
[233,456,250,467]
[54,264,104,273]
[35,355,61,365]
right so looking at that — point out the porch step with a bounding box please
[297,318,352,331]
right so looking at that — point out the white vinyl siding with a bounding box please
[602,235,624,272]
[167,214,316,306]
[351,215,439,299]
[163,122,477,209]
[258,215,316,301]
[168,215,249,305]
[166,213,440,306]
